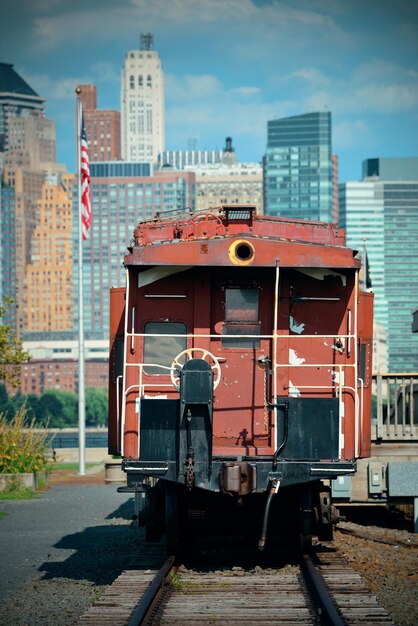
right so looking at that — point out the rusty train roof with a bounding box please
[125,206,360,270]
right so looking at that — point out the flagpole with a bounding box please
[76,88,86,476]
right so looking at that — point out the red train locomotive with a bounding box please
[108,206,373,552]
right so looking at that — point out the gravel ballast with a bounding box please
[0,470,143,625]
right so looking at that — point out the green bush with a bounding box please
[0,406,53,474]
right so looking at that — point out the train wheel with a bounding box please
[299,487,313,554]
[165,483,186,555]
[316,487,334,542]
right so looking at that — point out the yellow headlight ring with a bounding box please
[228,239,255,266]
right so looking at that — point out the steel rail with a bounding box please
[336,525,418,549]
[301,555,345,626]
[128,555,175,626]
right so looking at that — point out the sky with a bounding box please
[1,0,417,182]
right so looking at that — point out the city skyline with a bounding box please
[1,0,417,182]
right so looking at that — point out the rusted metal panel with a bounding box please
[108,287,126,456]
[133,210,346,247]
[125,236,360,270]
[357,291,374,457]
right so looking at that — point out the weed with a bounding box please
[0,486,36,500]
[168,571,182,588]
[167,572,195,594]
[90,587,104,605]
[0,406,54,475]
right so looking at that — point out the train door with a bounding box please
[281,269,351,397]
[277,268,357,460]
[210,271,274,456]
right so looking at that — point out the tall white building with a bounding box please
[120,33,164,163]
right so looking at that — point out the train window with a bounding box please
[225,288,258,322]
[143,321,187,375]
[113,338,124,382]
[222,288,260,348]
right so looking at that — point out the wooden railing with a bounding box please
[373,373,418,441]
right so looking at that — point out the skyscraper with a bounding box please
[77,84,121,162]
[0,63,74,344]
[0,63,44,156]
[0,179,16,328]
[25,173,75,334]
[76,163,195,339]
[339,157,418,371]
[120,33,165,163]
[263,112,334,222]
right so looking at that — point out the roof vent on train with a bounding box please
[228,239,255,266]
[224,205,256,226]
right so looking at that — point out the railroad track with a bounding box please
[336,523,418,548]
[77,543,395,625]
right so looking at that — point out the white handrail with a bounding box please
[116,375,122,452]
[120,268,129,457]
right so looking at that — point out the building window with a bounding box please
[130,75,134,89]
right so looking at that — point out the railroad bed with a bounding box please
[77,544,395,625]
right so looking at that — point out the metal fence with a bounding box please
[373,374,418,441]
[46,432,108,449]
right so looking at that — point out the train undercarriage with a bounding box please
[122,477,341,555]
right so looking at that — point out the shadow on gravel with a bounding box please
[106,499,135,520]
[340,504,414,531]
[39,520,144,585]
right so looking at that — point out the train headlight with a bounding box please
[228,239,255,266]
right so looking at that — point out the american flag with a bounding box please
[80,115,92,240]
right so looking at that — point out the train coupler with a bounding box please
[219,461,256,496]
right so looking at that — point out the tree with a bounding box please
[86,387,108,426]
[0,299,31,387]
[38,390,77,428]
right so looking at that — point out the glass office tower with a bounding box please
[340,158,418,371]
[264,112,334,222]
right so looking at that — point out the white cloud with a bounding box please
[288,68,330,85]
[301,58,418,116]
[23,73,85,101]
[166,74,223,101]
[28,0,346,53]
[231,86,262,97]
[130,0,258,23]
[354,83,418,113]
[333,119,375,150]
[165,72,297,154]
